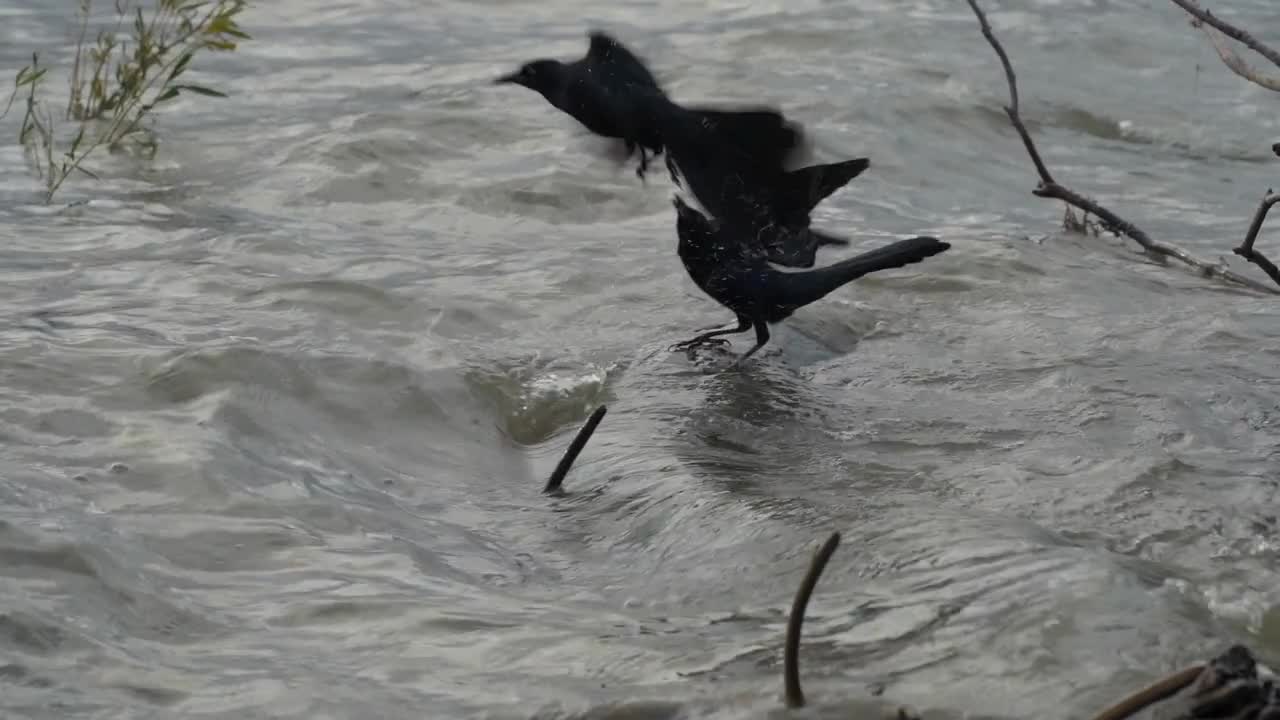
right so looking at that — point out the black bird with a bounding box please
[685,156,871,268]
[496,30,866,268]
[496,31,664,178]
[648,98,870,268]
[670,196,950,366]
[494,30,808,183]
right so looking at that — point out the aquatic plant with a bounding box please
[2,0,250,203]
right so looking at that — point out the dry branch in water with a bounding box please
[1167,0,1280,285]
[1165,1,1280,283]
[543,405,607,494]
[964,0,1280,294]
[1192,21,1280,92]
[1235,192,1280,287]
[1169,0,1280,91]
[1087,665,1205,720]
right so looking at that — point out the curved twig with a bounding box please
[784,531,841,709]
[964,0,1280,295]
[543,405,607,494]
[1088,665,1206,720]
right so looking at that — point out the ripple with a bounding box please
[1,0,1279,717]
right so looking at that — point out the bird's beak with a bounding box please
[493,71,521,86]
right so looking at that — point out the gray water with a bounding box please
[2,1,1280,718]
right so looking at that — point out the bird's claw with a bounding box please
[668,337,731,353]
[635,147,650,183]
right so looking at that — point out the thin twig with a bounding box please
[965,1,1055,185]
[1168,0,1280,73]
[543,405,607,495]
[784,531,841,709]
[1088,665,1206,720]
[1233,192,1280,287]
[964,0,1280,295]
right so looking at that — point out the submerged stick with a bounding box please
[1087,664,1205,720]
[784,531,841,709]
[543,405,607,494]
[964,0,1279,295]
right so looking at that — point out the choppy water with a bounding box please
[2,1,1280,718]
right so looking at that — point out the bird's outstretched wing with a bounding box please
[585,30,662,91]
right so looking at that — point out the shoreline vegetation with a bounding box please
[2,0,249,203]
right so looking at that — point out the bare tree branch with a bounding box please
[1168,0,1280,77]
[544,405,607,495]
[783,531,840,709]
[1164,1,1280,285]
[966,2,1055,184]
[964,0,1280,295]
[1234,192,1280,286]
[1087,665,1205,720]
[1195,21,1280,92]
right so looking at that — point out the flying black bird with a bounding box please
[494,30,808,182]
[496,31,664,178]
[669,196,950,366]
[495,30,867,268]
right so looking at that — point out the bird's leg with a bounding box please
[730,321,771,368]
[634,146,650,182]
[669,315,751,352]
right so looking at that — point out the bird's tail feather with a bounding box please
[775,236,950,308]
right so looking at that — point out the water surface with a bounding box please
[2,1,1279,718]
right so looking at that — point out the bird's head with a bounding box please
[493,60,564,96]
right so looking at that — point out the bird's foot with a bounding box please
[668,336,731,353]
[635,148,651,183]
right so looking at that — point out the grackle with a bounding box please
[672,156,872,268]
[495,30,808,183]
[654,106,870,268]
[669,196,950,366]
